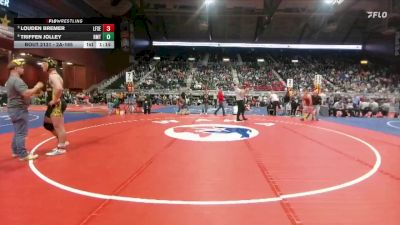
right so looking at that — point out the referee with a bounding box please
[234,83,249,121]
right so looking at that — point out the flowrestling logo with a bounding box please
[164,124,259,142]
[367,11,388,19]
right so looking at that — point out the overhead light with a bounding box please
[37,62,42,65]
[292,59,299,63]
[360,60,368,65]
[153,56,160,60]
[155,42,219,47]
[20,52,26,56]
[188,57,195,61]
[153,41,362,50]
[205,0,214,5]
[257,58,265,62]
[324,0,344,5]
[66,62,73,65]
[223,58,230,62]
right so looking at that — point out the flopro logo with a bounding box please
[367,11,388,19]
[164,124,259,142]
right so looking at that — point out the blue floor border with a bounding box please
[322,117,400,136]
[153,105,400,136]
[2,107,399,137]
[0,112,103,134]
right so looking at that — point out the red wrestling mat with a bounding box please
[1,114,399,225]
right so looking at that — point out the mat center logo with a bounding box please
[164,124,259,142]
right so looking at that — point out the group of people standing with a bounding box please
[200,84,250,122]
[5,57,68,161]
[300,89,322,121]
[202,84,321,122]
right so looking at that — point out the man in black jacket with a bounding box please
[312,91,322,121]
[143,95,152,114]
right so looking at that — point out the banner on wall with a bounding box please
[120,17,130,52]
[286,79,293,88]
[0,6,16,40]
[129,22,134,54]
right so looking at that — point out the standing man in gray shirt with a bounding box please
[5,59,44,161]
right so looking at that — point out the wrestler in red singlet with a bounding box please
[301,90,313,120]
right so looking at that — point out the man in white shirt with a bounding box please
[270,92,280,116]
[234,83,249,121]
[369,99,379,116]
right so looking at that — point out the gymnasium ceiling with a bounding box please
[28,0,400,44]
[83,0,400,44]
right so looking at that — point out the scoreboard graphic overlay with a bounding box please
[14,18,115,49]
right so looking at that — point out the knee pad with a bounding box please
[43,122,54,131]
